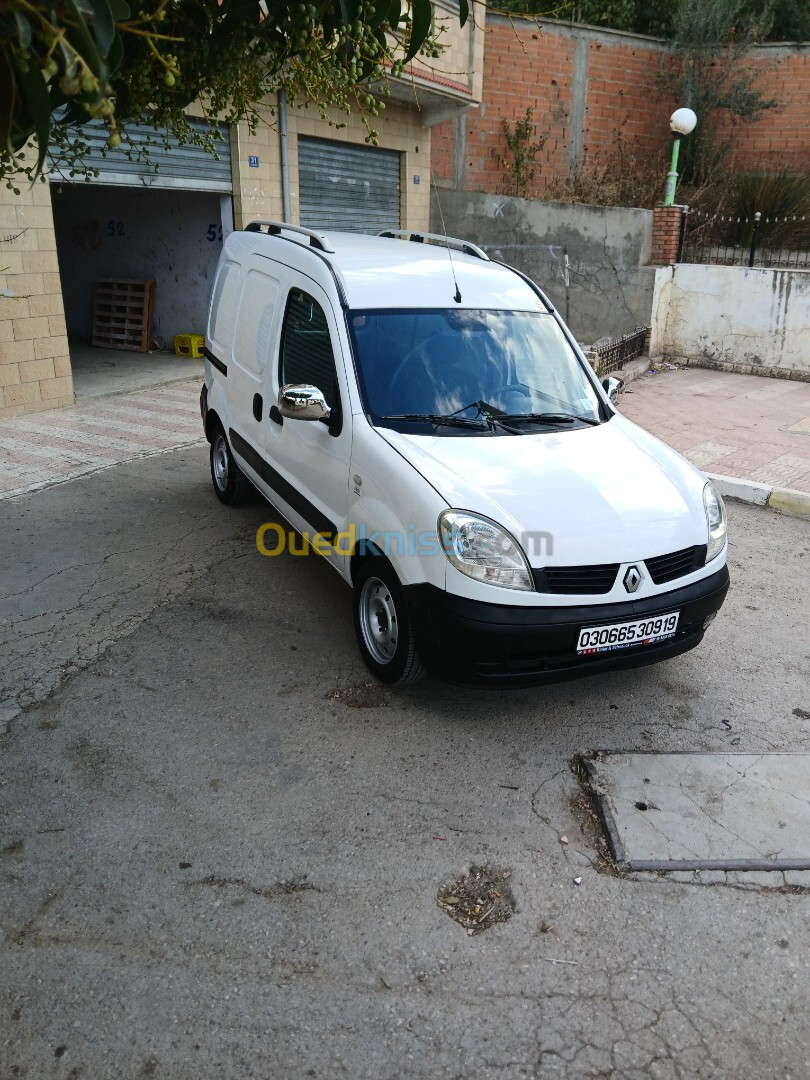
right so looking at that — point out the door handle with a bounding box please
[253,394,263,422]
[268,404,283,426]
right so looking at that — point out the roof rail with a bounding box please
[244,220,335,254]
[378,230,490,261]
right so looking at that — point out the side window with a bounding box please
[279,289,339,404]
[234,269,280,376]
[208,260,239,351]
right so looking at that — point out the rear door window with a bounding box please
[234,268,280,376]
[208,260,239,353]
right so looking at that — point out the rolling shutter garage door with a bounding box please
[298,137,401,233]
[49,117,232,192]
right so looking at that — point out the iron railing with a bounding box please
[680,210,810,269]
[591,326,649,375]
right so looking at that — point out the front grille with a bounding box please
[645,545,706,585]
[533,563,620,595]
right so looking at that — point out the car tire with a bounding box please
[210,426,253,506]
[353,558,425,685]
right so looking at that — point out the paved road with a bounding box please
[1,446,809,1078]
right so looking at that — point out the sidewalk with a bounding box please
[620,366,810,497]
[1,365,809,510]
[0,379,205,500]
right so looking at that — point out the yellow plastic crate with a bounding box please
[174,333,205,359]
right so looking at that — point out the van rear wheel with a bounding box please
[210,426,253,506]
[353,559,425,685]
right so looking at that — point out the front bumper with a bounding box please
[405,566,730,687]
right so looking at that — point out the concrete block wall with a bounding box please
[431,188,656,343]
[0,175,73,419]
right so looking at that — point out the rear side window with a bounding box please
[279,289,338,404]
[208,260,239,351]
[234,269,280,376]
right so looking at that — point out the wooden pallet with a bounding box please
[92,278,156,352]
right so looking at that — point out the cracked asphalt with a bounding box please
[1,446,809,1078]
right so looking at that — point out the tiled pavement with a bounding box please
[1,365,809,500]
[621,366,810,494]
[0,379,205,499]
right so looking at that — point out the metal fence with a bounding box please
[680,210,810,269]
[591,326,649,375]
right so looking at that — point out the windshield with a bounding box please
[347,308,603,433]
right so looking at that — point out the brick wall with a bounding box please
[584,36,675,163]
[715,45,810,171]
[0,174,73,419]
[434,15,810,195]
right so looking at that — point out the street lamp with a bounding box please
[663,107,698,206]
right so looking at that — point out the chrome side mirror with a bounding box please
[602,376,625,404]
[278,384,331,421]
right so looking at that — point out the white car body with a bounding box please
[201,224,729,686]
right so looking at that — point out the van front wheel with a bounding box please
[353,560,425,685]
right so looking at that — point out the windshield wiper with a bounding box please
[496,412,600,426]
[382,413,489,429]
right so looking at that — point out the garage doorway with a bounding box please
[49,118,232,399]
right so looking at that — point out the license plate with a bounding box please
[577,611,680,655]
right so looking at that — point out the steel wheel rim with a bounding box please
[359,576,398,665]
[212,434,229,490]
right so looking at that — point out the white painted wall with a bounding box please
[650,264,810,378]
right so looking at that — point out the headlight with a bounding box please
[438,510,533,591]
[703,482,727,563]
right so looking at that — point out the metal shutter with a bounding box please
[298,137,401,233]
[49,117,232,192]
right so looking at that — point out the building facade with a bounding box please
[0,0,484,419]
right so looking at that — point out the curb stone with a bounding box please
[611,356,651,387]
[708,473,810,519]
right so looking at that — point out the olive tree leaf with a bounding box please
[0,44,17,153]
[404,0,432,61]
[106,26,123,76]
[13,12,32,50]
[339,0,360,24]
[458,0,469,27]
[384,0,404,28]
[88,0,116,57]
[64,0,103,75]
[13,49,50,167]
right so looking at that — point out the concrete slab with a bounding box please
[583,752,810,872]
[71,343,204,400]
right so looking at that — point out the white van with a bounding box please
[201,222,729,686]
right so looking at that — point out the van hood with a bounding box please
[379,416,709,566]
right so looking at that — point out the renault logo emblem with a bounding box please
[623,566,642,593]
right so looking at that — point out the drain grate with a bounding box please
[581,752,810,872]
